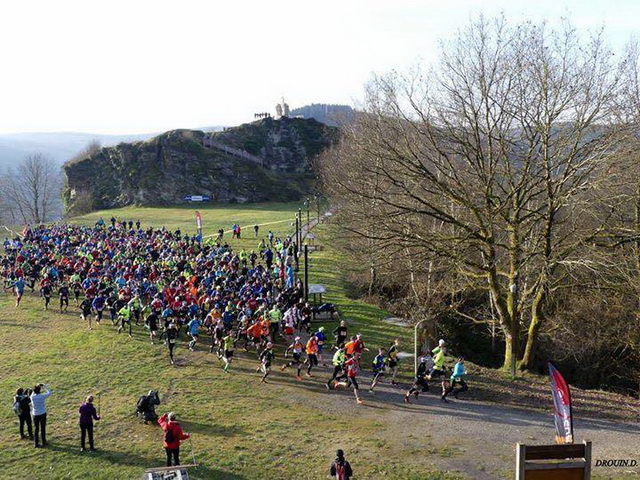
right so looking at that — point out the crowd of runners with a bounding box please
[2,218,469,408]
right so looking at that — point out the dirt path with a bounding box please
[282,370,640,479]
[375,386,640,479]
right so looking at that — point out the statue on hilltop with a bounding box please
[275,97,290,119]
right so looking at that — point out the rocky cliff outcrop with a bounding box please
[207,116,336,172]
[63,118,337,213]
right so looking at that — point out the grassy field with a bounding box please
[70,202,302,252]
[0,204,458,479]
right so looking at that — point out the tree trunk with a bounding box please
[503,333,514,371]
[521,286,545,369]
[487,263,516,371]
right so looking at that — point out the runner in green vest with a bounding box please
[326,347,346,390]
[117,305,133,337]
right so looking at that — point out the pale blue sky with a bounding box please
[0,0,637,134]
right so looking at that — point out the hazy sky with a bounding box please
[1,0,638,134]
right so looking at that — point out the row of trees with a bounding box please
[319,16,640,388]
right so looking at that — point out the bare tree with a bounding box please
[3,153,62,224]
[321,16,632,371]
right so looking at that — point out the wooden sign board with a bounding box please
[516,441,591,480]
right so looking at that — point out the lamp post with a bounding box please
[294,215,299,272]
[305,197,310,228]
[304,245,309,302]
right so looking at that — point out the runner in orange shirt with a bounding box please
[305,335,319,377]
[344,336,358,358]
[247,321,262,349]
[259,316,271,346]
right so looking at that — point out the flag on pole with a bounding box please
[548,362,574,444]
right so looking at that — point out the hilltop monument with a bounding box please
[275,97,290,119]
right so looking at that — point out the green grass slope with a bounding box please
[71,202,300,250]
[0,204,455,480]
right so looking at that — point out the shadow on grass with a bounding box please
[47,442,156,467]
[46,443,248,479]
[183,421,246,438]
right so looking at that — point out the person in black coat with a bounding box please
[330,449,353,480]
[14,388,33,440]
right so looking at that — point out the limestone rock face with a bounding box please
[211,116,336,172]
[63,118,337,213]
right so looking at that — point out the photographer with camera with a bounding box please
[30,383,53,448]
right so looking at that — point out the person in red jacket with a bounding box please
[158,412,190,467]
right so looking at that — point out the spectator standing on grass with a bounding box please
[30,383,53,448]
[158,412,190,467]
[78,395,100,452]
[330,449,353,480]
[14,388,33,440]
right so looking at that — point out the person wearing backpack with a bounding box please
[136,390,160,423]
[158,412,190,467]
[13,388,33,440]
[330,449,353,480]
